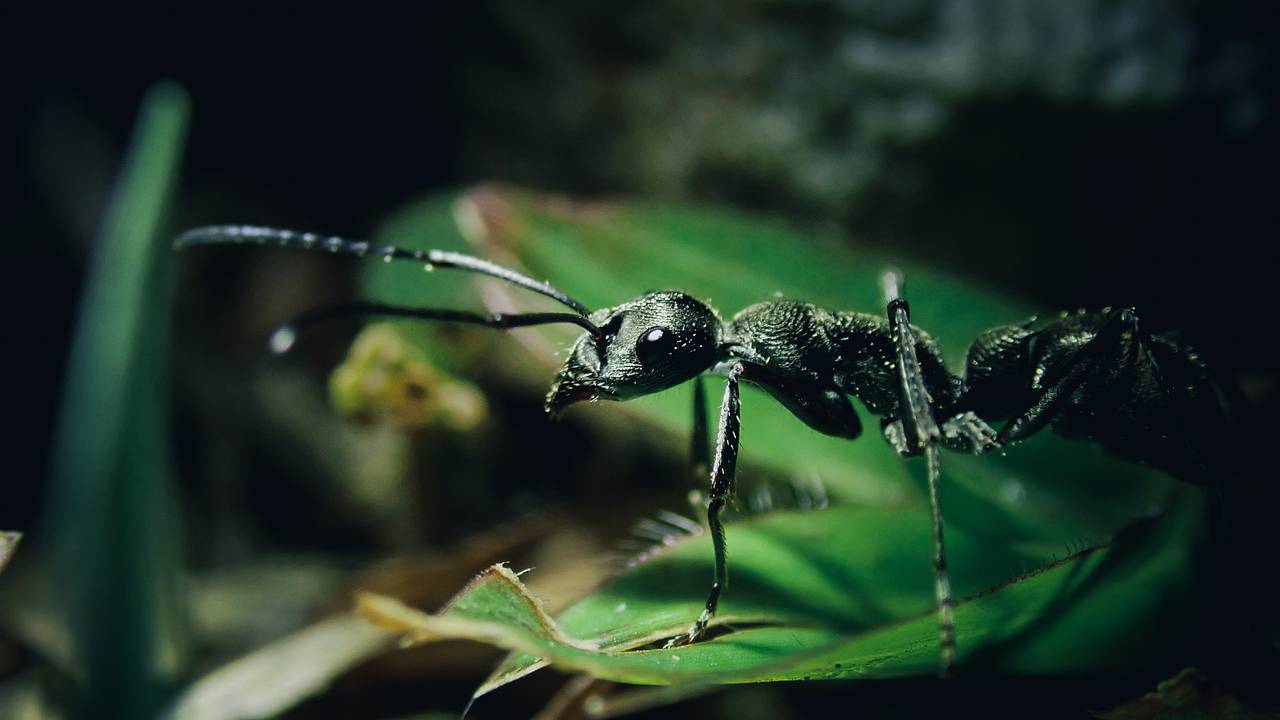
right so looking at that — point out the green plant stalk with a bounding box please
[46,82,190,718]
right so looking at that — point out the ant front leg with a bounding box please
[882,271,957,675]
[666,364,742,648]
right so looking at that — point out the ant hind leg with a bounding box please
[882,412,999,456]
[940,412,1000,454]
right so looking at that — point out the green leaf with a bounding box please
[359,491,1201,693]
[44,82,190,717]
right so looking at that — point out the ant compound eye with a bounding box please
[636,325,677,367]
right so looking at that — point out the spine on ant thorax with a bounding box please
[725,301,962,419]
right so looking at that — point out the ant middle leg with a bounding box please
[881,271,957,675]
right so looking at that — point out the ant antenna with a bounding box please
[175,225,594,317]
[267,302,601,354]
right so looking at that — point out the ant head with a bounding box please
[546,291,721,416]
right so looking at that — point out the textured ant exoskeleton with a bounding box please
[176,225,1227,675]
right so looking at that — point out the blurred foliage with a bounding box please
[330,324,487,432]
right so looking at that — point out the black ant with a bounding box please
[177,225,1227,675]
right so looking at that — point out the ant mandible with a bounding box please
[177,225,1226,675]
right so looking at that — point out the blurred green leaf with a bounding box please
[329,323,488,431]
[45,82,190,717]
[360,492,1200,694]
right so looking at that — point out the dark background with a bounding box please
[3,4,1277,718]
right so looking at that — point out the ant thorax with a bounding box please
[724,300,959,421]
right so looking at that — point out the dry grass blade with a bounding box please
[164,615,394,720]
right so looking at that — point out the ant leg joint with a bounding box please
[887,297,911,323]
